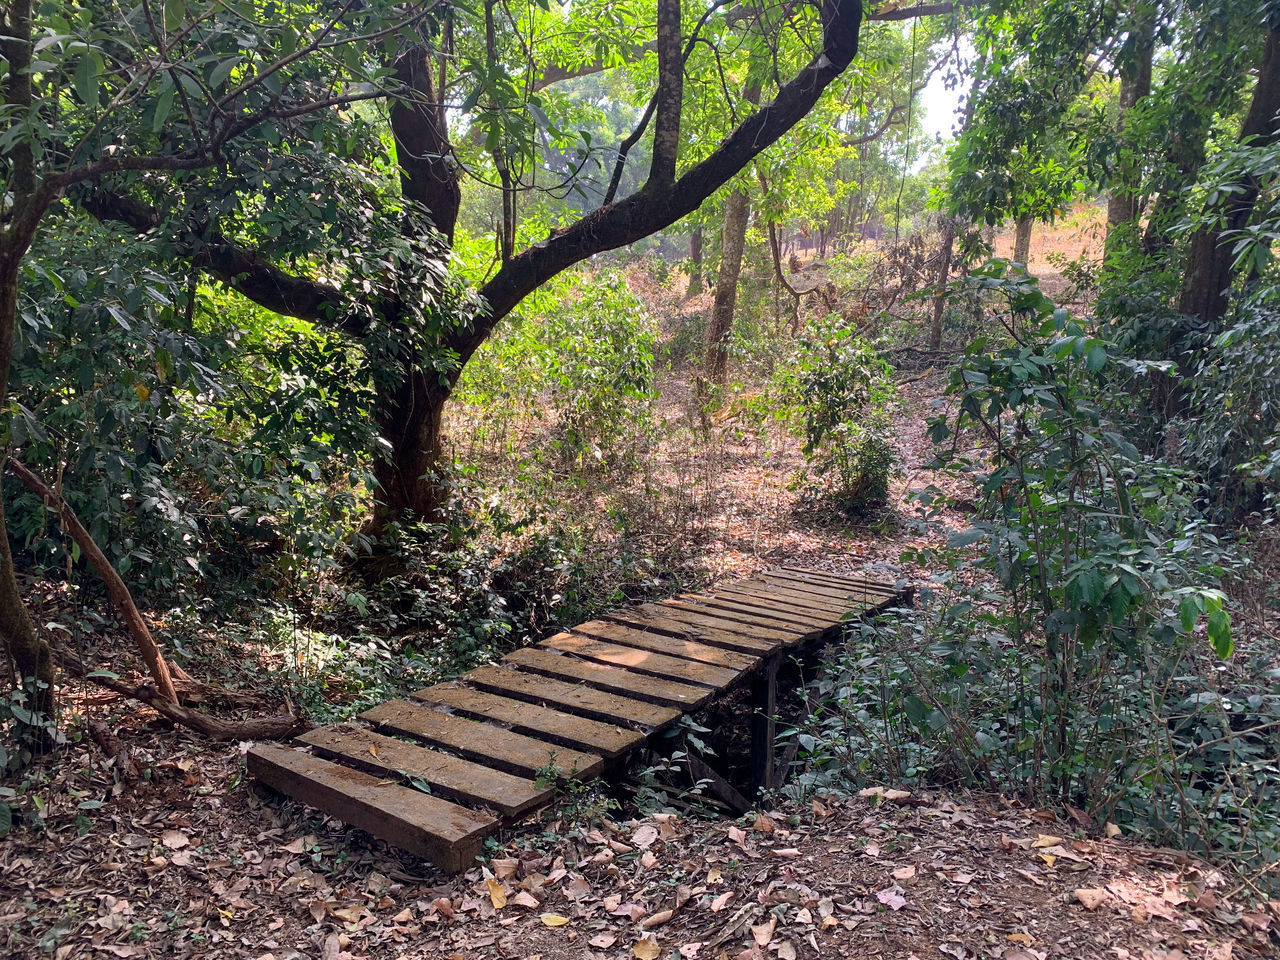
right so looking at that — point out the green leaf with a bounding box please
[209,57,240,89]
[164,0,187,32]
[1207,608,1232,659]
[152,89,175,132]
[0,802,10,838]
[1085,344,1107,372]
[74,52,100,107]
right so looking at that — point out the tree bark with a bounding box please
[704,187,751,387]
[930,217,955,350]
[688,226,705,295]
[1105,5,1154,256]
[370,365,452,526]
[1012,213,1033,268]
[1177,22,1280,336]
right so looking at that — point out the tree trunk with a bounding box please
[1178,23,1280,336]
[704,187,751,387]
[703,83,762,389]
[370,363,452,528]
[930,217,955,351]
[688,226,704,295]
[1105,5,1154,257]
[1013,214,1033,268]
[0,257,54,719]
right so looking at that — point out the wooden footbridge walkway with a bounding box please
[247,567,910,871]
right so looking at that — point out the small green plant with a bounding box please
[766,314,900,515]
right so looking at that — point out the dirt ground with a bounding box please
[3,367,1277,960]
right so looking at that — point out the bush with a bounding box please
[767,314,900,515]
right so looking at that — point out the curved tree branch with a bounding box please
[473,0,864,357]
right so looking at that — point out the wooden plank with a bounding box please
[778,566,899,593]
[613,603,804,646]
[362,699,603,779]
[539,633,745,689]
[466,665,681,729]
[763,570,898,602]
[568,621,760,672]
[677,593,833,630]
[650,600,821,644]
[504,648,714,709]
[687,752,751,815]
[595,608,781,655]
[414,683,642,760]
[750,656,780,794]
[709,589,856,627]
[298,724,551,818]
[247,743,497,873]
[717,582,857,618]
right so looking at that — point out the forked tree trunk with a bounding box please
[1013,214,1033,268]
[688,226,704,295]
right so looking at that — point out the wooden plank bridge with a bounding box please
[247,567,910,872]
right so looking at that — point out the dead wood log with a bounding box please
[58,643,311,740]
[7,458,178,704]
[87,717,141,781]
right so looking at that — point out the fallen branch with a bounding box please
[8,457,178,703]
[58,643,311,740]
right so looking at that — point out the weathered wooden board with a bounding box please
[465,664,681,730]
[778,566,899,594]
[246,743,497,872]
[504,648,714,709]
[716,582,855,618]
[297,724,551,818]
[567,620,760,672]
[539,632,744,689]
[648,601,820,645]
[597,608,782,654]
[613,603,803,647]
[414,683,642,759]
[765,569,898,601]
[675,593,833,630]
[362,699,603,779]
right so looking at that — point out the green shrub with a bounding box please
[767,314,899,514]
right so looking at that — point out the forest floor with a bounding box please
[4,213,1278,958]
[3,372,1276,960]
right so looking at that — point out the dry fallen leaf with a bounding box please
[777,941,797,960]
[633,937,661,959]
[485,879,507,909]
[492,858,519,879]
[876,885,906,910]
[751,916,777,946]
[1105,822,1122,838]
[160,830,189,850]
[892,865,917,882]
[589,934,617,949]
[642,909,675,929]
[1030,834,1062,849]
[510,891,540,909]
[710,891,736,912]
[753,812,775,834]
[707,867,723,885]
[1075,888,1107,910]
[540,913,570,927]
[632,824,660,849]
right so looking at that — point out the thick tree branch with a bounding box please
[473,0,863,356]
[77,187,349,327]
[866,1,972,20]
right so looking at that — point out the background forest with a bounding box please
[3,0,1280,928]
